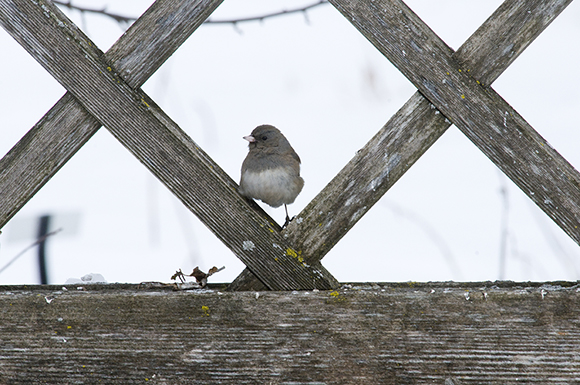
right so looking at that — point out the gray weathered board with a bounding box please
[229,0,580,290]
[1,282,579,384]
[0,0,338,291]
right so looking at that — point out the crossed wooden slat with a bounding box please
[231,0,580,290]
[1,0,578,291]
[0,0,338,291]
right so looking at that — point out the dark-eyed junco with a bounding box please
[239,124,304,228]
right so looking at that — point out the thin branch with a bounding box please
[382,201,463,280]
[52,0,328,28]
[497,171,509,280]
[205,1,327,24]
[0,228,62,276]
[52,0,136,25]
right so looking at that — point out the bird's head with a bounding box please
[243,124,287,149]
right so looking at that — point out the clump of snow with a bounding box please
[242,240,255,251]
[65,273,107,284]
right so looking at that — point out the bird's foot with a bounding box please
[282,215,295,230]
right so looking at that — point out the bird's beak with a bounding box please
[243,135,256,143]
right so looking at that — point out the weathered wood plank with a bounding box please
[230,0,574,290]
[0,0,224,227]
[1,282,579,383]
[331,0,580,245]
[456,0,575,88]
[0,93,99,224]
[0,0,338,290]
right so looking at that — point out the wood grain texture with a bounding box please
[457,0,574,87]
[0,0,338,290]
[0,93,99,224]
[1,282,579,384]
[230,0,574,290]
[330,0,580,244]
[0,0,224,227]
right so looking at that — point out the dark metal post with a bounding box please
[37,215,51,284]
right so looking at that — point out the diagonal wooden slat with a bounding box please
[2,0,577,291]
[0,0,224,227]
[0,0,338,290]
[230,0,575,290]
[332,0,580,241]
[296,0,578,258]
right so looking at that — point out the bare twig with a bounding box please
[0,228,62,275]
[382,201,463,280]
[497,171,509,280]
[52,0,328,29]
[205,1,327,24]
[53,0,137,25]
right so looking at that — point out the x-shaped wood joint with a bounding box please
[232,0,580,289]
[0,0,338,291]
[1,0,578,291]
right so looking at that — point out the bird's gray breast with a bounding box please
[239,167,304,207]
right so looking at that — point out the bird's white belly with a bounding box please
[240,168,303,207]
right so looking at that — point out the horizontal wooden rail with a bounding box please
[1,281,579,383]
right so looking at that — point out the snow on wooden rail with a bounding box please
[1,281,579,384]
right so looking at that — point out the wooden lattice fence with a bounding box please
[2,0,580,383]
[2,0,579,291]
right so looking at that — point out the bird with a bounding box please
[239,124,304,228]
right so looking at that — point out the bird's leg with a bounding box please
[282,204,294,229]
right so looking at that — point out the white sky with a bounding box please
[1,0,579,285]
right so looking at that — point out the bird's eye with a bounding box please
[261,135,268,140]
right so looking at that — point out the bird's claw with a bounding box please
[282,215,295,230]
